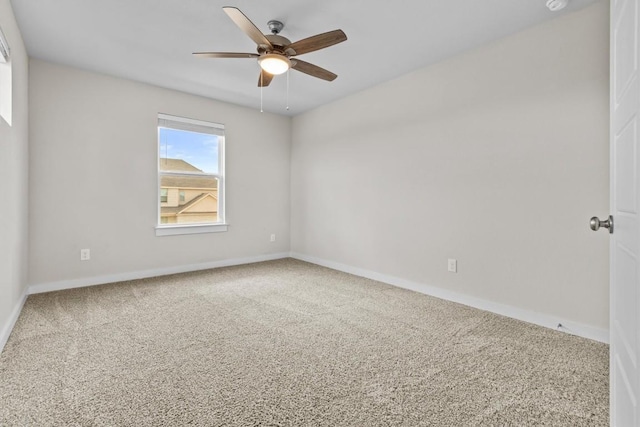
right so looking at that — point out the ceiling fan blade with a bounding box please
[223,6,273,49]
[193,52,259,59]
[288,30,347,56]
[258,70,274,87]
[291,59,337,81]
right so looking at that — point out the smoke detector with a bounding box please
[546,0,569,11]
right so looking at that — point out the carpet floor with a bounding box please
[0,258,608,426]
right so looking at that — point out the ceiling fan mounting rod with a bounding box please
[267,20,284,35]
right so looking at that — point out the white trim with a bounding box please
[161,171,220,178]
[217,134,225,224]
[28,252,289,295]
[158,113,225,131]
[290,252,609,344]
[0,290,27,354]
[155,223,228,236]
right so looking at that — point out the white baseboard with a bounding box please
[290,252,609,344]
[28,252,290,295]
[0,289,28,354]
[20,251,610,345]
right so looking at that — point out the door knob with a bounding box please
[590,215,613,233]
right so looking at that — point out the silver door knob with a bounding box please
[590,215,613,233]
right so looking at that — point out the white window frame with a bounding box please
[155,113,227,236]
[0,25,11,126]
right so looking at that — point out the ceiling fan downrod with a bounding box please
[267,20,284,35]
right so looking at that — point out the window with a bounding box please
[0,26,8,63]
[156,113,226,236]
[0,25,11,126]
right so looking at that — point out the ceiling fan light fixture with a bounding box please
[258,54,291,75]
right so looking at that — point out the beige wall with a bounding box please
[0,0,29,340]
[28,60,291,285]
[291,2,610,331]
[185,196,217,213]
[165,188,180,207]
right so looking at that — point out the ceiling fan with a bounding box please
[193,6,347,87]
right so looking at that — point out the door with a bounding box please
[611,0,640,424]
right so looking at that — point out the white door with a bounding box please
[611,0,640,424]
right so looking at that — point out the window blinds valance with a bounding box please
[158,113,224,137]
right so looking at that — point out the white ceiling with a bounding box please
[10,0,599,116]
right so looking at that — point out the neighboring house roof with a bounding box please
[161,193,217,215]
[159,158,202,172]
[160,175,217,189]
[159,158,217,189]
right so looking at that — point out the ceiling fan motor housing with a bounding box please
[260,34,292,55]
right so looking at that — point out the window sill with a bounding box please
[155,223,228,237]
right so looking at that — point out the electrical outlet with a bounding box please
[80,249,91,261]
[270,234,276,242]
[448,258,457,273]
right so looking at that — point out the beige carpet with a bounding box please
[0,258,608,426]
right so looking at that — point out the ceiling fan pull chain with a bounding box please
[286,69,290,111]
[260,69,264,113]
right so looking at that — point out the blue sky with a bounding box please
[159,128,219,174]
